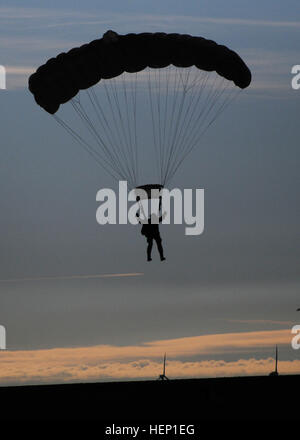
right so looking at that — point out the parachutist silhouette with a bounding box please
[137,212,166,261]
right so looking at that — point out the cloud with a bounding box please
[39,15,300,30]
[5,66,35,75]
[0,328,295,385]
[0,7,87,20]
[1,7,298,29]
[2,357,300,386]
[227,319,295,326]
[169,16,300,28]
[0,272,144,283]
[1,7,300,35]
[0,37,81,51]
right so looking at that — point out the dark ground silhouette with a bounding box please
[0,375,298,421]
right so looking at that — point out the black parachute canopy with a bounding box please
[28,30,251,114]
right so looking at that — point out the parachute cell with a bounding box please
[29,30,251,114]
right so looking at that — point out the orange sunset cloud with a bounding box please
[0,328,298,385]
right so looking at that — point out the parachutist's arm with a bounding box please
[159,212,167,223]
[136,212,148,224]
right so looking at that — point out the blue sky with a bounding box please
[0,0,300,384]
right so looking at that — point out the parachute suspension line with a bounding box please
[165,72,213,181]
[147,68,162,184]
[65,73,142,190]
[52,114,122,182]
[71,98,134,188]
[158,67,168,185]
[163,69,210,185]
[178,77,235,163]
[132,72,139,185]
[86,88,132,183]
[187,84,241,158]
[155,68,163,184]
[71,98,125,181]
[89,86,135,188]
[163,67,193,184]
[53,66,241,189]
[164,70,219,184]
[145,66,221,186]
[158,67,167,184]
[162,66,185,184]
[112,75,138,187]
[161,66,179,184]
[122,74,138,186]
[103,79,135,187]
[102,79,136,188]
[111,75,139,189]
[165,81,241,185]
[161,66,178,181]
[174,71,210,157]
[161,66,170,181]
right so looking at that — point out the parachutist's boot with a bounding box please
[147,241,153,261]
[157,240,165,261]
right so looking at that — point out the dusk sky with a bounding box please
[1,0,300,385]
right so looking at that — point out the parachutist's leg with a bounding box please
[155,237,166,261]
[147,238,153,261]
